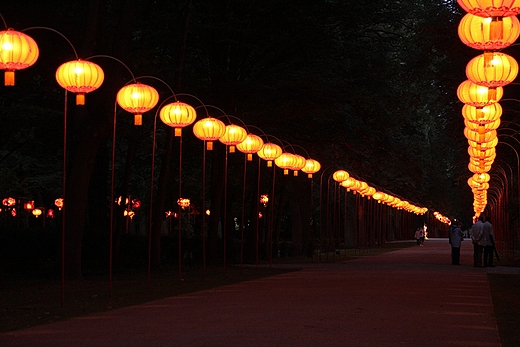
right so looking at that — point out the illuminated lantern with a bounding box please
[340,177,357,191]
[274,153,297,175]
[2,197,16,206]
[219,124,247,153]
[289,154,306,176]
[236,134,264,161]
[457,0,520,17]
[462,103,501,124]
[47,209,55,219]
[32,208,42,218]
[472,172,491,184]
[260,194,269,206]
[0,29,39,86]
[468,161,492,173]
[458,13,520,50]
[466,52,518,88]
[24,201,34,210]
[55,59,104,105]
[468,146,496,159]
[373,191,384,202]
[464,118,501,135]
[457,80,503,106]
[159,101,197,136]
[332,170,350,182]
[301,158,321,178]
[468,136,498,151]
[257,142,283,167]
[464,128,497,143]
[177,198,191,209]
[55,198,64,210]
[116,82,159,125]
[193,117,226,150]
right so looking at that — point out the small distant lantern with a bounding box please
[301,158,321,178]
[124,209,135,220]
[159,101,197,137]
[47,209,55,219]
[55,59,104,105]
[55,198,64,210]
[32,208,42,218]
[2,197,16,206]
[260,194,269,207]
[206,209,211,216]
[116,82,159,125]
[177,198,191,209]
[0,29,39,86]
[219,124,248,153]
[237,134,264,161]
[131,199,141,210]
[24,201,34,210]
[193,117,226,150]
[257,143,283,167]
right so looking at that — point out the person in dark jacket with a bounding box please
[449,220,464,265]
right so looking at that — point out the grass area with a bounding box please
[488,273,520,347]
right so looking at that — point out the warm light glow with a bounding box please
[458,13,520,51]
[457,0,520,17]
[237,134,264,161]
[56,59,104,105]
[260,194,269,207]
[177,198,191,209]
[0,29,39,86]
[159,101,197,136]
[333,170,350,182]
[32,208,42,217]
[193,117,226,150]
[55,198,64,210]
[219,124,248,152]
[257,142,283,167]
[466,52,519,88]
[301,158,321,178]
[116,82,159,125]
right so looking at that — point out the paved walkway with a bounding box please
[1,238,516,346]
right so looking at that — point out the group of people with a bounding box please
[414,224,426,246]
[448,214,496,267]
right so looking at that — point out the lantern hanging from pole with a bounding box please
[193,117,226,150]
[274,152,297,175]
[457,79,503,106]
[464,127,497,143]
[56,59,104,105]
[237,133,264,161]
[340,177,357,192]
[457,0,520,17]
[290,154,306,176]
[466,52,519,88]
[116,82,159,126]
[332,170,350,182]
[458,13,520,50]
[257,142,282,167]
[0,29,39,86]
[159,101,197,136]
[219,124,247,153]
[464,117,501,133]
[301,158,321,178]
[462,102,502,124]
[468,136,498,151]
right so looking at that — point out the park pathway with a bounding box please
[0,239,507,346]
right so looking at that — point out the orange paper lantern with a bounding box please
[457,0,520,17]
[192,117,226,150]
[462,103,502,124]
[333,170,350,182]
[219,124,247,153]
[274,153,297,175]
[116,82,159,125]
[257,143,283,167]
[458,13,520,50]
[301,158,321,178]
[159,101,197,136]
[56,59,104,105]
[466,52,518,88]
[237,134,264,161]
[457,80,503,106]
[0,29,39,86]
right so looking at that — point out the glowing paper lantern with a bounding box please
[301,158,321,178]
[289,154,306,176]
[116,82,159,125]
[159,101,197,136]
[458,13,520,50]
[457,0,520,17]
[332,170,350,182]
[218,124,247,153]
[462,103,502,124]
[56,59,104,105]
[457,80,503,106]
[237,134,264,161]
[466,52,518,88]
[192,117,226,150]
[257,143,283,167]
[0,29,39,86]
[274,153,297,175]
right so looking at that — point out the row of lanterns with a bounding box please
[331,170,428,215]
[433,211,451,225]
[1,197,63,218]
[0,21,429,219]
[456,0,520,217]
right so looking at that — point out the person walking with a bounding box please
[471,215,484,267]
[449,220,464,265]
[482,215,495,267]
[414,227,422,246]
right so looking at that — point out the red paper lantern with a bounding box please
[457,0,520,17]
[257,143,283,167]
[458,13,520,50]
[236,134,264,161]
[116,82,159,125]
[192,117,226,150]
[219,124,247,153]
[457,80,503,107]
[466,52,518,88]
[159,101,197,136]
[301,158,321,178]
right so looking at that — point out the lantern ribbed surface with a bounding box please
[464,128,497,142]
[290,154,306,171]
[457,0,520,17]
[257,143,283,161]
[301,159,321,175]
[274,153,296,170]
[56,60,104,94]
[464,117,501,132]
[462,103,502,124]
[219,125,248,146]
[333,170,350,182]
[116,82,159,114]
[237,134,264,154]
[458,13,520,50]
[159,101,197,128]
[193,117,226,141]
[466,52,519,88]
[0,29,39,70]
[467,136,498,150]
[457,80,503,107]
